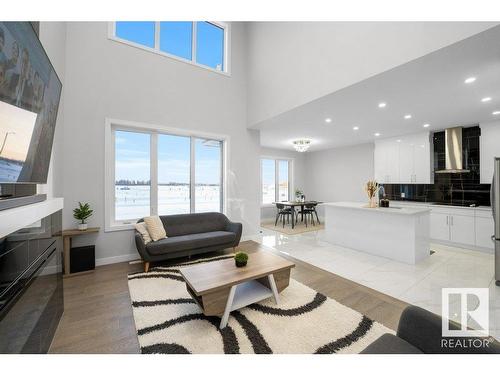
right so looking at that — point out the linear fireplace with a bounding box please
[0,209,63,353]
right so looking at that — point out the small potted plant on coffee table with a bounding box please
[234,251,248,267]
[73,202,93,230]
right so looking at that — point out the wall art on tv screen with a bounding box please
[0,22,62,183]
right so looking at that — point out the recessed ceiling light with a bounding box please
[374,133,381,137]
[378,102,387,108]
[481,97,492,102]
[423,123,430,128]
[325,118,332,123]
[353,126,359,130]
[396,139,401,143]
[404,114,412,119]
[464,77,476,84]
[493,111,500,115]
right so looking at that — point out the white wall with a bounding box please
[480,120,500,184]
[38,22,67,199]
[260,147,306,222]
[304,143,374,217]
[59,22,260,264]
[247,22,497,126]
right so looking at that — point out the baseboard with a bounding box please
[95,253,140,267]
[431,240,494,254]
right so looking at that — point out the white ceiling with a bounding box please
[255,25,500,152]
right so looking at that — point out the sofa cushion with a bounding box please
[146,231,236,255]
[144,215,167,241]
[361,333,423,354]
[159,212,229,237]
[134,222,152,244]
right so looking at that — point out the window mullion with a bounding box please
[154,21,160,50]
[190,137,196,213]
[150,132,158,216]
[111,128,116,223]
[220,142,224,213]
[192,21,197,63]
[275,159,279,203]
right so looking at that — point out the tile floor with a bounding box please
[246,227,500,340]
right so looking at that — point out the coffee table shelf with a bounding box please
[230,280,273,311]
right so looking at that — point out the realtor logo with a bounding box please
[442,288,489,337]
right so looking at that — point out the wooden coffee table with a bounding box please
[179,251,295,329]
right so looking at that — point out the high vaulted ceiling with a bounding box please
[255,25,500,152]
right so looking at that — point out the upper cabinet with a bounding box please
[480,121,500,184]
[374,139,399,183]
[374,132,432,184]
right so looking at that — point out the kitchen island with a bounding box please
[324,202,431,264]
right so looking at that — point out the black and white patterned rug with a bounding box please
[127,254,392,354]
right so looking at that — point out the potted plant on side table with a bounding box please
[73,202,94,230]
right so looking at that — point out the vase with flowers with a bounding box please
[364,180,379,208]
[294,188,304,202]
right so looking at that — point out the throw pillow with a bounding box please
[134,222,152,244]
[143,216,167,241]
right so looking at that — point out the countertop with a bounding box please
[324,201,431,216]
[389,200,492,212]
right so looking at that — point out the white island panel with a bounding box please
[324,202,430,264]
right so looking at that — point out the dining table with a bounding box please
[272,201,323,229]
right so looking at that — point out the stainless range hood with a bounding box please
[435,126,470,174]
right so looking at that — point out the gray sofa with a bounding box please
[362,305,500,354]
[135,212,242,272]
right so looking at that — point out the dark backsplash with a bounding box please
[382,126,491,207]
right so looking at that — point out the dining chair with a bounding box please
[310,202,320,224]
[275,203,294,228]
[302,203,319,227]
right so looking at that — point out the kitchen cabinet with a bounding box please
[398,140,414,183]
[413,134,432,183]
[430,212,450,242]
[475,210,494,250]
[449,214,475,246]
[480,121,500,184]
[430,208,475,246]
[395,202,493,251]
[374,132,431,184]
[374,139,399,183]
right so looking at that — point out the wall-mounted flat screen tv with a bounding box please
[0,22,62,184]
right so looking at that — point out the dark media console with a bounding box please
[0,209,63,353]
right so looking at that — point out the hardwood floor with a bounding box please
[49,240,408,353]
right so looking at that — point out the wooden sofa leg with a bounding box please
[144,261,150,273]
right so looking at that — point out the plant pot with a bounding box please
[78,223,88,231]
[235,259,247,267]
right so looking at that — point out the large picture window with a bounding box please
[108,121,225,229]
[158,134,191,215]
[261,158,292,205]
[115,130,151,221]
[111,21,228,74]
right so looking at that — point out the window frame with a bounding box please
[105,118,228,232]
[260,157,294,207]
[108,21,231,76]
